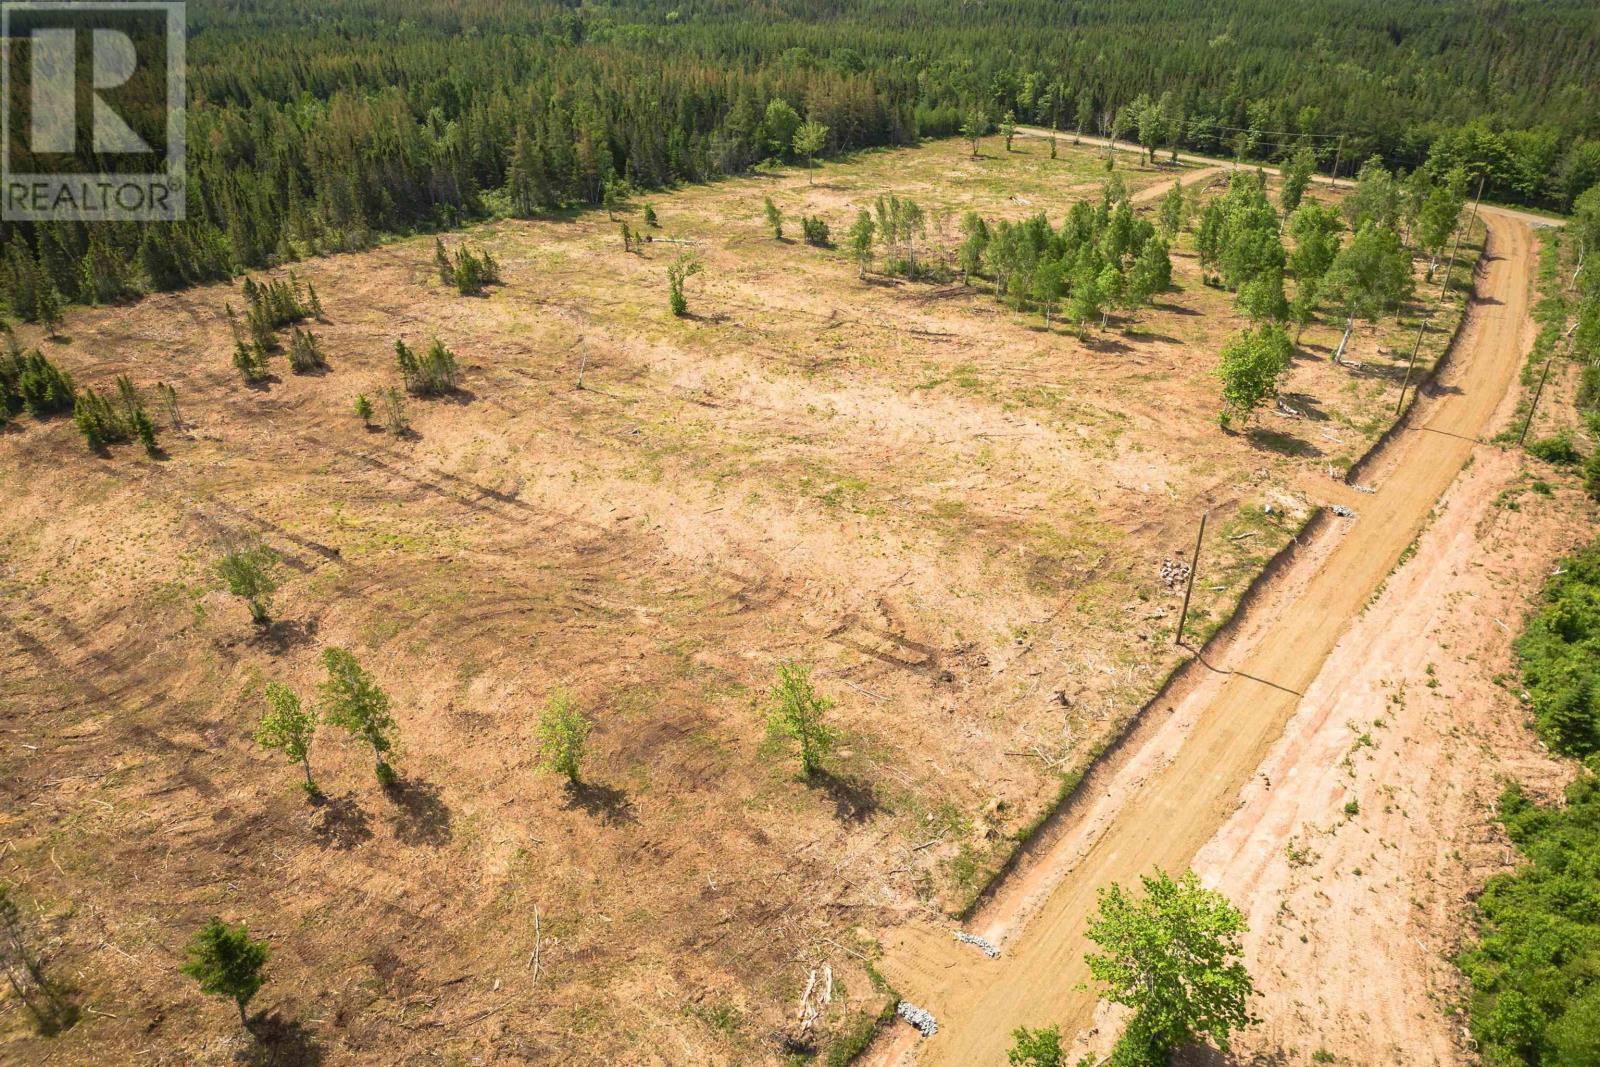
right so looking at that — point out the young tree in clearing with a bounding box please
[1007,1024,1064,1067]
[1084,869,1257,1063]
[1279,146,1318,215]
[1158,181,1185,238]
[1031,258,1064,326]
[1127,238,1173,305]
[958,211,990,285]
[181,918,268,1027]
[433,238,453,285]
[1238,268,1289,323]
[1416,166,1468,275]
[767,661,837,778]
[666,253,703,317]
[642,203,658,228]
[792,120,828,184]
[354,392,373,427]
[382,386,409,435]
[132,407,160,456]
[216,541,280,625]
[1343,157,1404,233]
[1322,222,1413,362]
[960,104,991,157]
[36,288,63,339]
[318,647,398,785]
[1214,324,1293,428]
[257,682,319,795]
[1000,110,1017,152]
[846,210,876,279]
[763,196,784,240]
[537,689,592,784]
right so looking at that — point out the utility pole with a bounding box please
[1330,134,1344,187]
[1174,512,1207,647]
[1436,224,1465,303]
[1518,354,1557,446]
[1518,324,1578,445]
[1437,174,1486,302]
[1395,313,1430,414]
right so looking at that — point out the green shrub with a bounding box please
[71,388,129,451]
[286,327,327,373]
[1515,540,1600,756]
[395,337,458,395]
[1526,428,1580,465]
[537,689,593,783]
[801,215,831,247]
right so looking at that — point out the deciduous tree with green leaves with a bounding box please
[959,211,990,284]
[1323,221,1414,362]
[216,541,280,625]
[537,689,593,783]
[847,210,876,279]
[792,120,828,184]
[1214,324,1293,428]
[961,104,991,157]
[1084,869,1257,1064]
[181,918,268,1027]
[318,647,398,785]
[1279,146,1318,214]
[1008,1024,1065,1066]
[767,661,837,777]
[257,682,319,794]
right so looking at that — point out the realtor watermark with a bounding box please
[2,1,185,221]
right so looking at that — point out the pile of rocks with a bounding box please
[953,931,1000,958]
[1160,557,1192,590]
[897,1001,939,1036]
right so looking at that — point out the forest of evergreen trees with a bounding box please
[3,0,1598,321]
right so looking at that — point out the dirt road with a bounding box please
[871,207,1536,1064]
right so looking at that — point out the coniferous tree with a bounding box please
[667,253,702,317]
[181,919,268,1027]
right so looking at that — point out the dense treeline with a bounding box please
[2,0,1598,322]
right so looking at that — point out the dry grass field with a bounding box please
[0,135,1477,1064]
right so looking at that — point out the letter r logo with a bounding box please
[28,26,151,154]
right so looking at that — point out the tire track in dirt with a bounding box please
[868,207,1537,1065]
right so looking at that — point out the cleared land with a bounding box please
[870,208,1538,1065]
[0,136,1477,1064]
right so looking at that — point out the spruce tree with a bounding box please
[181,919,268,1027]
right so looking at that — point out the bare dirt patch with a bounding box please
[0,136,1470,1064]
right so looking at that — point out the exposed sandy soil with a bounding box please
[1180,422,1592,1067]
[866,208,1543,1066]
[0,136,1474,1064]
